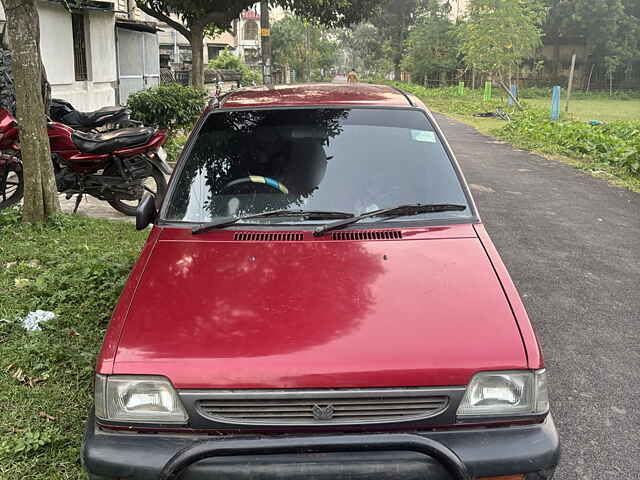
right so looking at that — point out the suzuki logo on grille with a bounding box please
[311,404,335,420]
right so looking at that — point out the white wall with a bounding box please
[158,26,189,46]
[38,5,75,85]
[38,6,117,110]
[1,3,118,110]
[88,11,117,84]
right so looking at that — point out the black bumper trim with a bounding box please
[159,434,469,480]
[82,413,559,480]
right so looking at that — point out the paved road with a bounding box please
[435,114,640,480]
[59,194,134,222]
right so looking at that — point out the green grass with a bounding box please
[493,110,640,190]
[0,209,146,479]
[388,81,640,193]
[525,97,640,123]
[444,113,505,136]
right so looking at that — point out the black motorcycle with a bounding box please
[50,98,142,132]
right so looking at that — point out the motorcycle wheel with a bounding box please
[104,164,167,217]
[0,162,24,210]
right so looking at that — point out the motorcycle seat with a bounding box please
[76,106,128,126]
[71,127,155,155]
[51,99,129,128]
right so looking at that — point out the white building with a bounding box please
[0,0,159,109]
[442,0,469,20]
[148,4,286,67]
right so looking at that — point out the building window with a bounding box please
[160,44,176,63]
[244,21,258,41]
[178,45,192,64]
[72,13,88,81]
[207,45,225,60]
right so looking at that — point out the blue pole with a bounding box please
[551,86,561,121]
[508,84,518,106]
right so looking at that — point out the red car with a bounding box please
[82,84,559,480]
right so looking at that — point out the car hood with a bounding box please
[113,225,527,388]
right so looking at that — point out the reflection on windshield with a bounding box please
[165,108,470,224]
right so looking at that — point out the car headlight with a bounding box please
[456,369,549,419]
[94,375,188,424]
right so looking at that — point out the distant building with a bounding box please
[441,0,469,20]
[143,4,285,68]
[237,9,261,66]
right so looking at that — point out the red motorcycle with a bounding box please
[0,108,170,215]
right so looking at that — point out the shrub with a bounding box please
[164,134,188,164]
[496,110,640,174]
[387,81,508,116]
[208,48,261,86]
[127,84,207,136]
[519,86,640,100]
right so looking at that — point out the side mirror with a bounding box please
[136,193,157,230]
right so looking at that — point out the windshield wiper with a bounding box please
[313,203,468,237]
[192,209,355,235]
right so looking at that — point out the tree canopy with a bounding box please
[401,2,459,85]
[337,23,393,81]
[137,0,385,87]
[208,48,261,85]
[271,15,340,82]
[458,0,546,79]
[543,0,640,75]
[371,0,426,80]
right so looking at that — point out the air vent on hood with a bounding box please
[331,230,403,241]
[234,232,304,242]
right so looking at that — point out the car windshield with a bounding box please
[163,108,471,224]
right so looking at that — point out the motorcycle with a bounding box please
[0,108,170,216]
[0,109,21,210]
[214,81,224,97]
[50,98,142,132]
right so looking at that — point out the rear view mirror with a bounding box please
[136,193,157,230]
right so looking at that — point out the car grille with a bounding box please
[195,388,449,426]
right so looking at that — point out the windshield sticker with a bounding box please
[411,130,437,143]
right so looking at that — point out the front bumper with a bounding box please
[82,413,559,480]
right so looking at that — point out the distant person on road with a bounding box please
[347,69,359,84]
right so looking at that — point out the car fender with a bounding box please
[147,154,172,176]
[474,223,543,369]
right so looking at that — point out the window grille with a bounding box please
[72,14,88,81]
[244,21,258,41]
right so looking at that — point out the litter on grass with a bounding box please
[21,310,56,331]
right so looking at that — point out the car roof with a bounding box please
[220,83,415,109]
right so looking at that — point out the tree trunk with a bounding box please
[2,0,59,222]
[40,58,51,116]
[393,61,401,82]
[260,0,272,85]
[585,63,594,93]
[190,25,205,88]
[305,25,311,82]
[498,78,523,111]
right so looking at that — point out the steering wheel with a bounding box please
[220,175,290,194]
